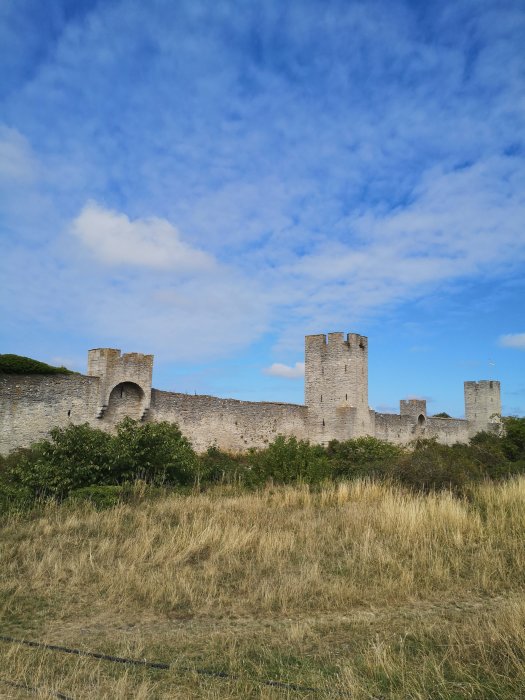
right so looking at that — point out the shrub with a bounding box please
[198,446,251,485]
[252,435,332,485]
[6,423,113,498]
[390,441,483,494]
[109,418,197,486]
[327,437,403,479]
[502,416,525,462]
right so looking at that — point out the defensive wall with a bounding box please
[0,333,502,455]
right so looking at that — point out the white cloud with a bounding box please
[71,201,215,270]
[499,333,525,350]
[0,125,37,182]
[264,362,305,379]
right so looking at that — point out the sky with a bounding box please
[1,0,524,418]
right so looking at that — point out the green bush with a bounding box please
[109,418,197,486]
[327,437,403,479]
[198,446,252,485]
[6,423,113,498]
[0,354,73,374]
[390,441,484,494]
[252,435,332,485]
[501,417,525,462]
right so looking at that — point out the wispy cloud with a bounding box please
[0,0,524,380]
[499,333,525,350]
[264,362,305,379]
[0,125,38,182]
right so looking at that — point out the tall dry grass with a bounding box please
[1,478,525,697]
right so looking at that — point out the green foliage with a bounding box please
[390,442,484,494]
[6,424,113,498]
[501,416,525,462]
[198,445,252,485]
[109,418,197,485]
[0,354,74,374]
[3,420,198,499]
[433,412,451,418]
[67,485,125,509]
[327,437,403,478]
[252,435,332,485]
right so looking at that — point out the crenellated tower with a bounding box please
[305,332,372,443]
[87,348,153,421]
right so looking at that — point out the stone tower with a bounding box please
[87,348,154,422]
[464,380,501,437]
[305,332,372,443]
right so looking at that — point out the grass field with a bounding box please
[1,478,525,698]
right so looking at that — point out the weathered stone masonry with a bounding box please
[0,333,502,455]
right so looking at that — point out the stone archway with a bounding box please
[104,382,145,424]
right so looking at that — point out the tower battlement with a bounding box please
[400,399,427,420]
[87,348,153,419]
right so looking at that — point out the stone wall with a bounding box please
[0,374,100,454]
[149,390,308,452]
[374,412,469,445]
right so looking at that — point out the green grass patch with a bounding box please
[0,354,74,375]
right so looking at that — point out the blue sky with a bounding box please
[1,0,524,417]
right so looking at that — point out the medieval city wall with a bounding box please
[0,334,501,455]
[149,389,309,453]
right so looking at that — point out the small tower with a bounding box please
[400,399,427,426]
[87,348,153,420]
[305,332,372,443]
[464,380,501,437]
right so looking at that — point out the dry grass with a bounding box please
[1,478,525,698]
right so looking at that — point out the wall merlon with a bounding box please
[347,333,367,349]
[121,352,154,362]
[327,332,344,347]
[465,380,500,389]
[305,333,327,349]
